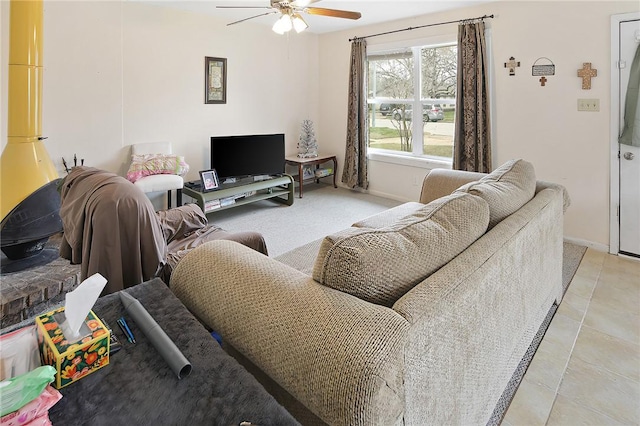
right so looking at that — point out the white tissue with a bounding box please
[61,273,107,340]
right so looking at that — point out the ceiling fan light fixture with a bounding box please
[292,13,308,33]
[272,13,292,34]
[227,1,361,33]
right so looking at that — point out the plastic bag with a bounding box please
[0,366,56,417]
[0,385,61,425]
[0,326,41,381]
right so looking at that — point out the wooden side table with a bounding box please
[285,154,338,198]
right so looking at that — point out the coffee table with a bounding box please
[48,278,299,425]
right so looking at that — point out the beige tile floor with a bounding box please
[502,249,640,425]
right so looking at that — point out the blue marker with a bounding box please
[116,318,132,343]
[119,317,136,344]
[118,317,136,344]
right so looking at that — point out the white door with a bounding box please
[618,19,640,257]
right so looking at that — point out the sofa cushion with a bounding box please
[454,159,536,228]
[312,192,490,307]
[352,202,424,229]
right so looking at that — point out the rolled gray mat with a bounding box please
[119,291,192,379]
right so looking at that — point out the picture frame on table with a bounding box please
[199,169,220,192]
[205,57,227,104]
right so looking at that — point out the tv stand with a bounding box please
[181,174,294,214]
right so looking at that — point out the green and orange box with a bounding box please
[35,307,110,389]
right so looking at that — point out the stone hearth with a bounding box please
[0,233,80,329]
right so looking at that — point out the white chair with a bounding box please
[131,142,183,208]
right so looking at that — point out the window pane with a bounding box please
[421,46,457,99]
[368,49,414,100]
[422,101,455,158]
[368,49,415,154]
[367,43,457,159]
[369,103,413,153]
[421,45,457,159]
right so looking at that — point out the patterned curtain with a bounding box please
[453,21,492,172]
[342,38,369,189]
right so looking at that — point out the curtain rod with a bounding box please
[349,14,494,42]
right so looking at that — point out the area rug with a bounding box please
[562,241,589,294]
[488,241,587,425]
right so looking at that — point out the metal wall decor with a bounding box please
[532,57,555,86]
[577,62,597,89]
[504,57,520,76]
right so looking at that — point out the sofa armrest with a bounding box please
[536,180,571,213]
[419,169,485,203]
[170,240,409,426]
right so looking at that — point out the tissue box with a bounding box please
[35,307,110,389]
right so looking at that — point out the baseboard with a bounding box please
[360,187,411,203]
[334,183,406,203]
[563,236,608,253]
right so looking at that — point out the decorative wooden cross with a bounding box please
[539,76,547,86]
[577,62,597,89]
[504,56,520,76]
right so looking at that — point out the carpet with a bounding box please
[207,183,401,257]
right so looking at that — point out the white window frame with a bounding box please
[367,34,458,168]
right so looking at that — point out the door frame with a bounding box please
[609,12,640,255]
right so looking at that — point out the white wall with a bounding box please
[2,0,639,248]
[317,1,640,250]
[1,0,319,187]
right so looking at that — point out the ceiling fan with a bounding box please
[216,0,361,34]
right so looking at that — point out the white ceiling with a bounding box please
[137,0,497,34]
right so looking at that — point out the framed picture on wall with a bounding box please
[205,57,227,104]
[199,169,220,192]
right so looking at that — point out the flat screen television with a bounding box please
[210,133,285,180]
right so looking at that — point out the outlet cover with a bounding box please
[578,99,599,112]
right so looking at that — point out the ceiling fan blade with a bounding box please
[216,6,273,9]
[226,10,279,26]
[291,0,320,7]
[305,7,361,20]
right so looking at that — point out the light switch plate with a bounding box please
[578,99,599,112]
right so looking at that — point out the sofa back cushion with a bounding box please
[454,159,536,228]
[312,192,490,307]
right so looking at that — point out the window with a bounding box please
[368,42,457,160]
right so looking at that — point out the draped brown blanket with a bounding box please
[59,167,267,295]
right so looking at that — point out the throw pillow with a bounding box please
[312,192,490,307]
[454,158,536,228]
[126,154,189,183]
